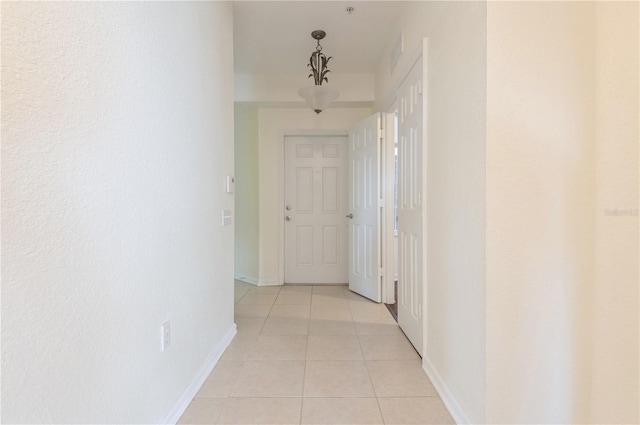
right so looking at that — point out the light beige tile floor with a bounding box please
[178,281,455,425]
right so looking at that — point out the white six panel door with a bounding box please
[284,135,348,284]
[347,114,382,302]
[397,57,425,356]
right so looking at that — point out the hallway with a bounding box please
[178,282,454,424]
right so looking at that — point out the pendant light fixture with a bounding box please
[298,30,339,114]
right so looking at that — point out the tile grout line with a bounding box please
[234,286,251,304]
[229,283,440,424]
[345,286,387,424]
[299,289,314,425]
[346,285,391,425]
[213,286,248,424]
[356,317,387,424]
[223,289,253,424]
[281,285,308,424]
[259,286,280,335]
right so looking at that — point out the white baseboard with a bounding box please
[161,323,237,425]
[234,275,282,287]
[422,357,471,425]
[257,278,281,287]
[234,274,259,286]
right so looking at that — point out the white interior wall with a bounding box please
[486,2,639,423]
[1,2,235,423]
[234,104,260,283]
[374,2,487,423]
[590,2,639,422]
[235,73,375,105]
[256,108,372,285]
[486,4,595,422]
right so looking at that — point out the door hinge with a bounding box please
[418,303,423,319]
[378,198,384,208]
[418,80,423,95]
[379,267,384,277]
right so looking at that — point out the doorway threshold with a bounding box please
[384,280,398,322]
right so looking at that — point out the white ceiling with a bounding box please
[233,1,405,75]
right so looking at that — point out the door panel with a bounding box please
[348,114,382,302]
[284,135,348,284]
[397,57,425,356]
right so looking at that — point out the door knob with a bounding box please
[285,205,291,211]
[285,216,292,221]
[346,213,353,219]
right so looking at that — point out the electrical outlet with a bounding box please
[161,321,171,351]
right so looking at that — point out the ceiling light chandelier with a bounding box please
[298,30,339,114]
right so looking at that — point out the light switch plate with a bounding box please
[161,321,171,351]
[222,209,233,226]
[225,175,235,194]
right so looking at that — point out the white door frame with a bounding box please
[278,130,349,285]
[381,113,397,304]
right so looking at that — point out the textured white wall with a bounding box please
[374,2,487,423]
[1,2,235,423]
[256,108,371,285]
[487,2,638,423]
[487,4,595,423]
[591,2,639,422]
[234,104,260,282]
